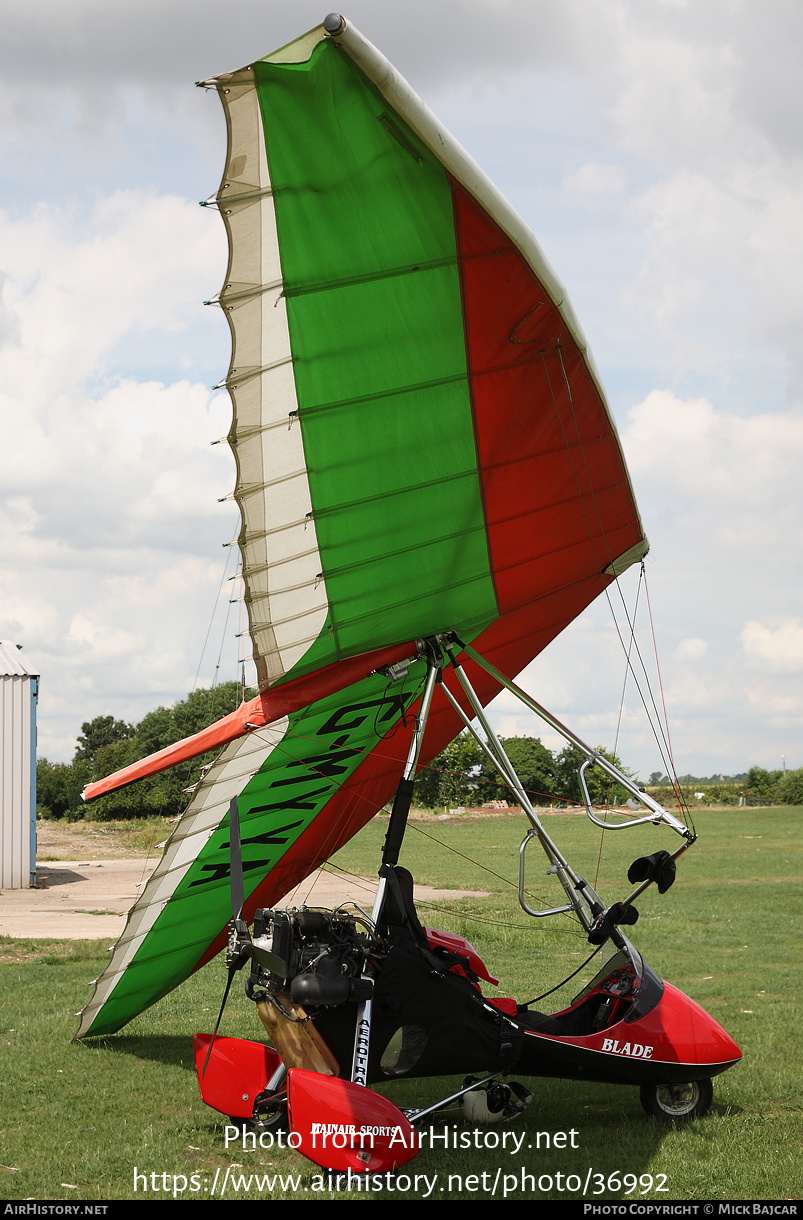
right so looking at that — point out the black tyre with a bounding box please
[640,1078,713,1122]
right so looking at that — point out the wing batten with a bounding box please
[214,59,329,689]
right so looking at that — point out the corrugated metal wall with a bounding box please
[0,648,38,888]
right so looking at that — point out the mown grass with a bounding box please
[0,807,800,1201]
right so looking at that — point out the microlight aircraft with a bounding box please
[79,13,741,1176]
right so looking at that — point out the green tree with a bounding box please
[744,766,782,803]
[37,757,95,821]
[136,684,241,757]
[414,732,482,808]
[413,752,444,808]
[439,733,482,806]
[415,733,638,811]
[36,684,247,821]
[475,736,556,806]
[74,716,135,769]
[81,681,244,821]
[553,744,634,807]
[36,760,74,819]
[778,767,803,805]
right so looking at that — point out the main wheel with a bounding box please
[640,1078,713,1122]
[245,1090,289,1135]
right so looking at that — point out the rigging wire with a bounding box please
[643,567,693,828]
[611,565,643,764]
[104,520,246,894]
[546,346,685,795]
[603,576,680,788]
[190,516,239,696]
[519,943,603,1008]
[310,858,583,935]
[173,531,246,814]
[593,567,644,888]
[111,522,257,842]
[408,822,576,919]
[600,566,692,823]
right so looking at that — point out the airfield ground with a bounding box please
[0,817,488,939]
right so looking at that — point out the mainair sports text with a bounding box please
[224,1122,580,1153]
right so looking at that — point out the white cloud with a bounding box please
[622,390,803,539]
[675,638,708,661]
[563,162,625,198]
[741,619,803,674]
[0,192,224,389]
[0,189,238,760]
[575,6,803,391]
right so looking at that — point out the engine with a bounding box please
[239,907,377,1010]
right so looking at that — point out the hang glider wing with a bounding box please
[76,15,646,1038]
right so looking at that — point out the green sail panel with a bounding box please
[253,43,498,677]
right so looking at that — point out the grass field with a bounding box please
[1,806,800,1202]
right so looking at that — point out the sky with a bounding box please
[1,0,801,781]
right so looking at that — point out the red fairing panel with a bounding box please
[424,927,499,986]
[286,1069,420,1174]
[193,1033,281,1120]
[531,983,742,1073]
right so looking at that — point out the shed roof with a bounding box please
[0,641,39,678]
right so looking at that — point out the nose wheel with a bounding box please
[458,1076,532,1123]
[640,1078,713,1122]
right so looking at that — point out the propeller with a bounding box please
[202,795,253,1076]
[202,793,290,1076]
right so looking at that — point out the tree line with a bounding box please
[740,765,803,806]
[36,683,802,821]
[412,734,634,809]
[37,682,635,821]
[37,682,244,821]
